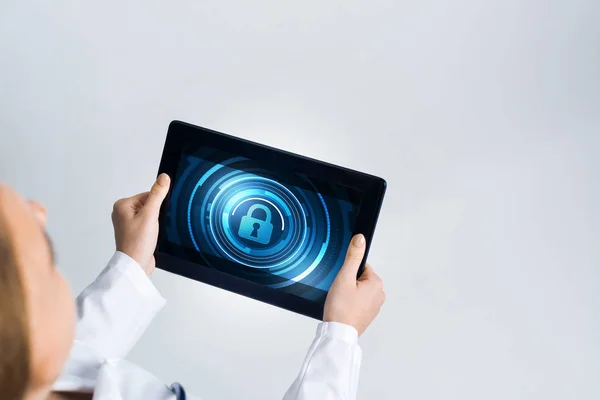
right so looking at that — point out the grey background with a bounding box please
[1,1,598,399]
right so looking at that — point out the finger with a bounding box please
[129,192,150,212]
[337,234,366,281]
[143,173,170,216]
[358,263,374,280]
[358,263,379,282]
[113,192,149,217]
[358,264,383,288]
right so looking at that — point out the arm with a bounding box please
[283,322,362,400]
[53,252,166,391]
[284,234,385,400]
[53,174,171,392]
[74,251,166,359]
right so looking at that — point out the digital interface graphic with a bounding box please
[163,146,362,301]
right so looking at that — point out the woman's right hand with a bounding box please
[323,234,386,336]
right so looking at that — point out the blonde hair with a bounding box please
[0,220,30,400]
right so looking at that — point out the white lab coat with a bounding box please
[53,252,362,400]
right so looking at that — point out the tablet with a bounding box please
[155,121,386,319]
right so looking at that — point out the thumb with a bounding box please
[337,234,366,281]
[144,173,170,216]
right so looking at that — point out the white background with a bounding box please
[1,1,598,399]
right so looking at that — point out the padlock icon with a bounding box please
[238,204,274,244]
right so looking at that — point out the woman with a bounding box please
[0,174,385,400]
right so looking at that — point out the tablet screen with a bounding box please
[162,145,363,302]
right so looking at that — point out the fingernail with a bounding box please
[157,173,170,186]
[352,234,365,247]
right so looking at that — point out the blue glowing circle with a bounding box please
[206,175,308,269]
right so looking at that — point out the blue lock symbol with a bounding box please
[238,204,273,244]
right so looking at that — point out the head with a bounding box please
[0,184,75,400]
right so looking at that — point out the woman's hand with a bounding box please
[323,234,386,336]
[111,173,170,276]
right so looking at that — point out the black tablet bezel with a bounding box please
[155,120,386,320]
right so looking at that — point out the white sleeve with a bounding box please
[283,322,362,400]
[53,251,166,392]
